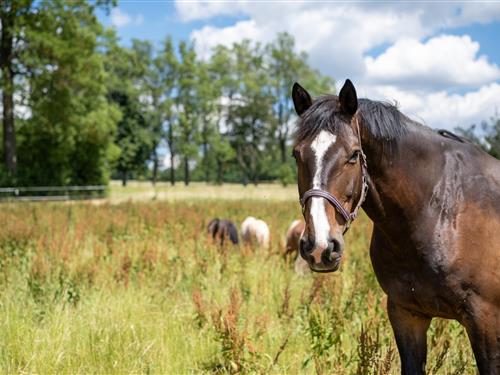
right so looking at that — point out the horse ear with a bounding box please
[339,79,358,116]
[292,82,312,116]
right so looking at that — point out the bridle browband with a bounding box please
[299,115,369,233]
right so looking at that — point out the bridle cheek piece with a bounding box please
[299,118,369,234]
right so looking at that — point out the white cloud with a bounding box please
[179,1,500,80]
[111,8,143,28]
[111,8,130,27]
[177,1,500,129]
[359,83,500,130]
[192,20,264,60]
[175,1,248,21]
[184,3,429,78]
[365,35,500,91]
[176,1,500,27]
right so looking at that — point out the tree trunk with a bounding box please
[216,157,223,185]
[151,94,161,187]
[215,110,224,185]
[202,136,209,182]
[121,171,127,186]
[169,154,175,186]
[184,157,189,186]
[168,121,175,186]
[1,7,17,174]
[151,146,159,186]
[279,137,287,163]
[278,101,284,164]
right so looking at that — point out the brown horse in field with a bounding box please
[284,219,309,275]
[284,219,305,260]
[207,218,239,246]
[292,79,500,374]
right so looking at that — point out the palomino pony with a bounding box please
[241,216,270,248]
[292,80,500,374]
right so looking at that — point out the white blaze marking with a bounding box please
[310,130,337,250]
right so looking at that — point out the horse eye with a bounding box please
[292,149,300,159]
[348,151,360,164]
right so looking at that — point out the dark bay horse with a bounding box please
[207,218,239,246]
[291,79,500,374]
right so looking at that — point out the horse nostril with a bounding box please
[322,239,343,263]
[300,236,314,254]
[322,247,333,264]
[328,238,343,254]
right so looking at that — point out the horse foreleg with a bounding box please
[387,299,431,375]
[464,303,500,375]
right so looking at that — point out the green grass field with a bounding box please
[0,183,476,374]
[107,181,299,203]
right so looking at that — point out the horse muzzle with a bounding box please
[299,235,344,272]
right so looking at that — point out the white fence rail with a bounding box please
[0,185,107,202]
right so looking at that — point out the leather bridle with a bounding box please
[299,116,369,233]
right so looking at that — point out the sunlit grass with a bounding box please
[0,194,475,374]
[108,181,298,203]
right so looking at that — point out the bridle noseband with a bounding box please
[299,117,369,233]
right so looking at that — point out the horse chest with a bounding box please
[369,232,459,318]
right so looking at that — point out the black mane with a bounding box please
[295,95,414,147]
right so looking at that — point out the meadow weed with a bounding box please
[0,192,476,373]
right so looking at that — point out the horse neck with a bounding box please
[358,117,439,230]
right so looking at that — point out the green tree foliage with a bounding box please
[266,32,334,185]
[176,41,200,186]
[196,61,218,182]
[454,124,485,148]
[227,41,275,185]
[158,37,179,186]
[485,116,500,158]
[0,1,31,175]
[102,32,151,186]
[1,3,334,186]
[455,114,500,159]
[201,38,334,185]
[132,39,176,186]
[207,45,237,184]
[132,40,161,185]
[4,0,118,186]
[116,34,333,186]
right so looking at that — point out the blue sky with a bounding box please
[98,1,500,130]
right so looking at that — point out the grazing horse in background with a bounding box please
[284,219,305,260]
[284,220,309,275]
[241,216,270,248]
[292,79,500,374]
[207,218,239,246]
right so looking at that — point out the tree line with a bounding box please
[0,0,333,187]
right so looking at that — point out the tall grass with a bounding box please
[0,199,475,374]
